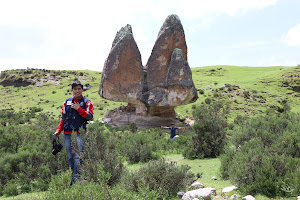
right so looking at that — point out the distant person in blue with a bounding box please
[161,123,184,140]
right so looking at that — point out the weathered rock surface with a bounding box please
[177,191,185,197]
[222,186,238,193]
[146,14,187,91]
[141,48,197,107]
[99,14,198,128]
[242,195,256,200]
[191,182,204,190]
[182,187,216,200]
[103,105,176,128]
[99,24,144,105]
[230,194,238,200]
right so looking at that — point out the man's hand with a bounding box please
[53,131,59,137]
[53,132,59,141]
[71,102,80,110]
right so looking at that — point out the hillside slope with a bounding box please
[177,65,300,119]
[0,66,299,121]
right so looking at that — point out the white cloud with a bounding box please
[0,0,280,71]
[188,18,212,34]
[222,41,274,49]
[147,0,278,19]
[258,56,298,67]
[0,0,148,71]
[282,23,300,46]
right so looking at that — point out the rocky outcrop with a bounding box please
[99,14,198,128]
[0,70,61,87]
[146,14,187,91]
[99,24,144,105]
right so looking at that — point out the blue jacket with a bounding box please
[63,96,90,132]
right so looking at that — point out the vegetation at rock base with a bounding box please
[0,65,299,199]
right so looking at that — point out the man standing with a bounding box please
[54,80,94,185]
[161,123,184,140]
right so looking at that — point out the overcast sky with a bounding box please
[0,0,299,72]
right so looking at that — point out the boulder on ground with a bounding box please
[191,182,204,190]
[222,186,238,193]
[182,187,216,200]
[242,195,256,200]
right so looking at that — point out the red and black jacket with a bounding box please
[56,96,94,134]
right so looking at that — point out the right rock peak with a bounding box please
[146,14,188,91]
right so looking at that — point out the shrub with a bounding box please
[204,98,212,104]
[129,122,138,133]
[243,90,251,99]
[47,179,107,200]
[80,123,124,186]
[122,130,158,164]
[198,89,205,95]
[213,92,219,98]
[0,110,67,196]
[220,112,300,197]
[183,101,229,158]
[122,158,195,198]
[3,180,18,196]
[49,170,72,191]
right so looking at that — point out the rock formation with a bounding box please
[99,14,198,128]
[99,24,144,105]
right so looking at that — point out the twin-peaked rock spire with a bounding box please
[99,14,198,128]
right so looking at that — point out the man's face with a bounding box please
[72,85,83,99]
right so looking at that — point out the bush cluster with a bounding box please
[0,107,196,198]
[79,123,124,186]
[122,158,195,199]
[220,112,300,197]
[183,101,229,158]
[118,128,161,164]
[3,99,299,199]
[0,108,68,196]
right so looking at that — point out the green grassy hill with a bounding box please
[177,65,300,119]
[0,65,299,121]
[1,66,299,200]
[0,69,125,121]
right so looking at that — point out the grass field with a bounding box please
[178,65,300,118]
[0,155,292,200]
[1,65,299,121]
[0,66,299,200]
